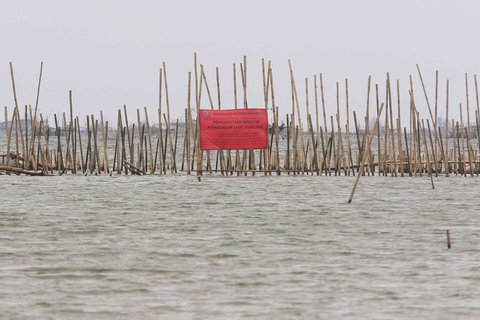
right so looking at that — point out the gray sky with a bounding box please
[1,0,479,125]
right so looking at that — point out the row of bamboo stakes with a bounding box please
[1,55,480,178]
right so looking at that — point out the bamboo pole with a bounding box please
[68,90,74,166]
[233,63,240,172]
[6,108,14,167]
[346,79,352,175]
[53,113,63,172]
[286,114,290,173]
[158,68,164,173]
[200,65,214,173]
[194,53,202,176]
[29,62,43,167]
[63,112,72,171]
[404,127,412,176]
[3,107,8,165]
[387,74,397,177]
[288,60,305,171]
[375,84,381,174]
[383,79,390,176]
[314,74,321,175]
[216,66,227,174]
[76,117,84,173]
[422,119,432,177]
[186,72,192,175]
[320,73,328,134]
[113,110,121,173]
[240,60,250,173]
[24,106,29,167]
[305,77,313,174]
[123,105,132,163]
[459,103,466,176]
[330,116,336,175]
[262,59,268,173]
[335,82,345,176]
[416,114,422,176]
[92,117,101,174]
[453,119,458,175]
[364,76,371,175]
[16,109,26,168]
[445,80,450,176]
[100,111,106,173]
[144,107,154,173]
[427,119,437,176]
[163,62,176,173]
[173,119,179,173]
[37,114,44,172]
[465,74,474,175]
[396,80,404,177]
[416,64,436,125]
[474,75,480,156]
[9,63,20,112]
[348,103,384,203]
[409,84,419,175]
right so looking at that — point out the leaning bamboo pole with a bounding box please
[474,75,480,157]
[29,62,43,166]
[348,103,384,203]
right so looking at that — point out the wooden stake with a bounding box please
[446,229,451,249]
[348,103,384,203]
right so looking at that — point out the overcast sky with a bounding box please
[1,0,479,125]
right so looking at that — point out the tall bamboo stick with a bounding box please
[348,103,384,203]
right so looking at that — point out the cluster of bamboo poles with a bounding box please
[1,55,480,177]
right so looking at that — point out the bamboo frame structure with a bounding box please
[1,59,479,180]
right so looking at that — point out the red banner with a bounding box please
[199,109,268,150]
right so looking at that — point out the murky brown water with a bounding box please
[1,175,479,319]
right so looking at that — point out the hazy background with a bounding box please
[1,0,479,125]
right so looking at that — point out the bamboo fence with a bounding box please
[1,56,479,178]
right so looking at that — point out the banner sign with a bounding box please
[199,108,268,150]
